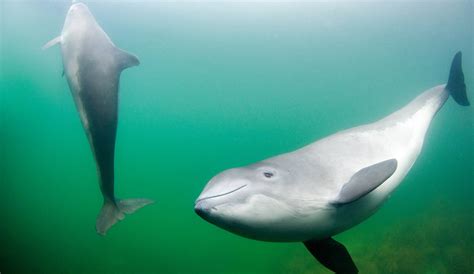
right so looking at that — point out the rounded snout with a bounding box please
[194,170,250,220]
[194,203,205,217]
[194,184,247,221]
[194,184,247,218]
[194,200,212,220]
[68,2,89,15]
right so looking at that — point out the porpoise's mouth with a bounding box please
[195,184,247,205]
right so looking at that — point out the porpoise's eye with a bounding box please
[263,172,274,178]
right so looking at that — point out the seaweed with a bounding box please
[282,202,473,273]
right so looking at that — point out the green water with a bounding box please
[1,1,473,273]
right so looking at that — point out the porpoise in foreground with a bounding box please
[44,2,153,235]
[195,52,469,273]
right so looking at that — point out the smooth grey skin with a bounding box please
[44,2,153,235]
[195,52,469,243]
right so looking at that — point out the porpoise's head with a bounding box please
[63,2,94,31]
[194,162,326,241]
[67,2,91,17]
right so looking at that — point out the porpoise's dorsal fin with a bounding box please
[42,36,62,50]
[446,51,469,106]
[332,159,398,205]
[114,47,140,72]
[303,237,359,273]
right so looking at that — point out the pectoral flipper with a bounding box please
[303,237,358,274]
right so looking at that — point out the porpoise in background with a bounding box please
[43,2,153,235]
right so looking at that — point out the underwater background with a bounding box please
[1,1,473,273]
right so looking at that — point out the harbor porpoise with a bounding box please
[44,2,153,235]
[195,52,469,273]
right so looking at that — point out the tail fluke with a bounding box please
[96,198,154,236]
[446,51,469,106]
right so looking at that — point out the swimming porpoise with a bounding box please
[43,2,153,235]
[195,52,469,273]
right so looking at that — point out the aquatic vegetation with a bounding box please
[283,203,473,273]
[367,205,472,273]
[1,1,471,273]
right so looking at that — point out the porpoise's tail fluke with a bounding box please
[446,51,469,106]
[96,198,154,236]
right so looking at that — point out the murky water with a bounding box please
[1,1,472,273]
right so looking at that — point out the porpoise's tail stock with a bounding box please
[446,51,469,106]
[96,198,154,236]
